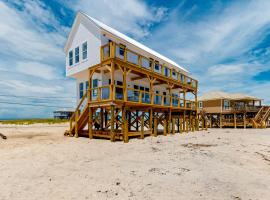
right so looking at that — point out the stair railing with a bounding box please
[69,92,88,136]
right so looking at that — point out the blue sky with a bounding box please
[0,0,270,119]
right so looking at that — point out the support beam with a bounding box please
[172,118,175,134]
[244,113,246,129]
[75,110,79,138]
[168,109,172,134]
[140,112,145,139]
[234,113,237,129]
[220,114,223,128]
[149,109,153,135]
[110,105,115,142]
[122,107,128,143]
[154,117,158,137]
[89,107,93,139]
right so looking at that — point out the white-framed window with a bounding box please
[92,79,98,97]
[79,82,84,99]
[69,50,73,66]
[82,42,87,60]
[199,101,203,108]
[75,46,80,63]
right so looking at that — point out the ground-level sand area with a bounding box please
[0,123,269,200]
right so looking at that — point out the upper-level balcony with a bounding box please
[100,42,198,91]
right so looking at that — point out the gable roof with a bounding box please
[198,91,261,101]
[65,11,189,73]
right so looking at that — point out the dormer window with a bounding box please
[82,42,87,60]
[75,46,80,63]
[69,50,73,66]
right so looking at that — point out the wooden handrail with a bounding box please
[101,42,198,89]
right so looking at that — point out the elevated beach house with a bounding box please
[198,91,270,128]
[64,12,198,142]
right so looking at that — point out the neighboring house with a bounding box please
[64,11,198,142]
[198,91,270,128]
[53,110,74,120]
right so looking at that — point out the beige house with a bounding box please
[198,91,269,128]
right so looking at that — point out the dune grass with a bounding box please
[0,118,69,125]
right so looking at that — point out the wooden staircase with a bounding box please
[69,93,89,137]
[252,106,270,128]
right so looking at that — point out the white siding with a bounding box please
[66,20,101,77]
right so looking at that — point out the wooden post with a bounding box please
[172,118,175,134]
[110,105,115,142]
[163,118,167,136]
[149,109,153,135]
[140,112,145,139]
[136,110,139,131]
[100,108,103,130]
[122,107,128,143]
[192,117,195,132]
[183,110,186,132]
[234,112,237,129]
[179,117,183,134]
[220,114,223,128]
[154,117,158,137]
[111,61,115,101]
[177,118,180,133]
[244,113,246,129]
[89,107,93,139]
[123,66,127,102]
[168,109,172,134]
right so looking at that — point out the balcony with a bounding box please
[100,42,198,90]
[89,85,196,110]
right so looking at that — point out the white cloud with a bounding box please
[145,0,270,102]
[64,0,168,39]
[15,61,58,80]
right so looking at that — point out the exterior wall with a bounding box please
[66,19,101,77]
[201,99,222,113]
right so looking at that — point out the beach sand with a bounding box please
[0,123,270,200]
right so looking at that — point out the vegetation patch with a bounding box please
[0,118,68,125]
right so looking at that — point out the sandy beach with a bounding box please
[0,123,270,200]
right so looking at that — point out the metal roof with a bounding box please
[81,12,189,73]
[198,91,261,101]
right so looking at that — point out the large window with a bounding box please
[82,42,87,60]
[92,79,98,97]
[69,50,73,66]
[79,82,84,99]
[75,46,80,63]
[85,81,89,91]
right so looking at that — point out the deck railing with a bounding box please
[89,85,196,109]
[101,42,198,90]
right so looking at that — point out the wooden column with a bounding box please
[183,110,186,132]
[234,112,237,129]
[140,112,145,139]
[168,109,172,134]
[220,114,223,128]
[163,118,167,136]
[154,117,158,137]
[100,108,103,130]
[244,113,246,129]
[177,118,180,133]
[89,107,93,139]
[123,66,127,102]
[172,118,175,134]
[136,111,139,131]
[110,61,115,101]
[122,107,128,143]
[110,105,115,142]
[149,109,153,135]
[179,117,183,134]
